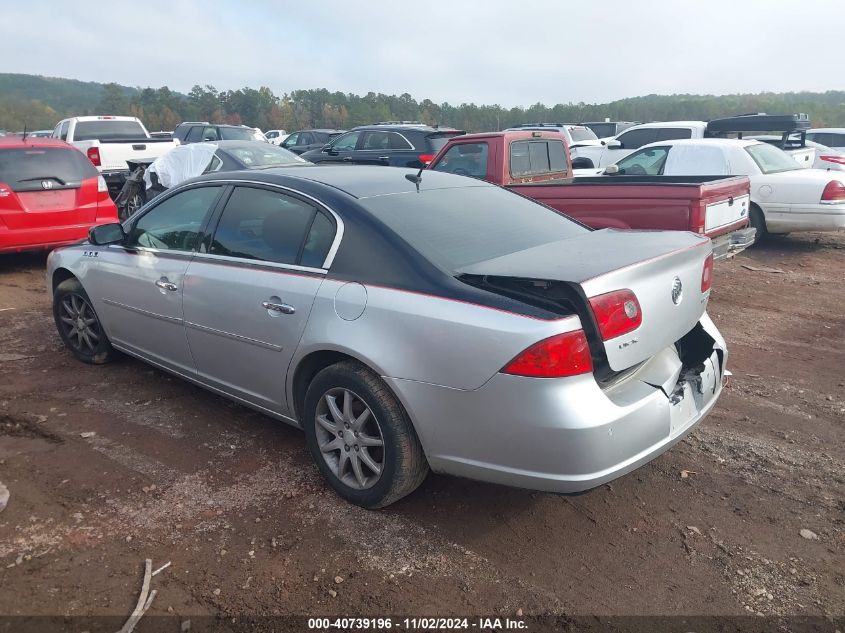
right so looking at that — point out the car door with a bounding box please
[182,183,338,416]
[84,184,225,375]
[280,132,300,153]
[601,128,659,165]
[314,131,361,164]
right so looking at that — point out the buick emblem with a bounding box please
[41,180,53,190]
[671,277,683,305]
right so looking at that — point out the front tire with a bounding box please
[303,361,429,508]
[53,278,117,364]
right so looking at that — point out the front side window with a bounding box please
[59,121,69,141]
[127,186,222,251]
[185,126,204,143]
[510,140,568,177]
[210,186,334,267]
[432,143,489,179]
[614,146,670,175]
[745,143,800,175]
[331,131,361,152]
[616,128,657,150]
[282,132,299,147]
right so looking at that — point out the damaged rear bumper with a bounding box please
[385,314,727,495]
[711,227,757,260]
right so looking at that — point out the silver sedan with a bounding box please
[47,166,726,508]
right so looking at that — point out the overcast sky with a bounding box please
[4,0,844,107]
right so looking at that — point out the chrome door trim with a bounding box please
[184,320,283,351]
[190,251,327,275]
[101,298,183,324]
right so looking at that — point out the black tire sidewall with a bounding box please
[750,205,767,242]
[53,279,114,364]
[302,363,411,508]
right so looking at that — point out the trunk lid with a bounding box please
[457,229,712,372]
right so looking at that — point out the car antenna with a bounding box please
[405,164,425,190]
[21,124,28,143]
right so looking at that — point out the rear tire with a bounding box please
[749,205,767,244]
[302,360,429,508]
[53,278,117,364]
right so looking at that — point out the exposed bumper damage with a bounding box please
[386,314,726,494]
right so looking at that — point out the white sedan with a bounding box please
[604,138,845,237]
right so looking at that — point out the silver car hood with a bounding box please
[458,229,713,371]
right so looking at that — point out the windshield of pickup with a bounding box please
[745,142,800,174]
[73,120,147,141]
[359,184,586,272]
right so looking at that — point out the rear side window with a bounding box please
[210,186,334,267]
[0,148,98,191]
[128,186,222,252]
[808,132,845,147]
[72,120,146,141]
[510,140,568,177]
[655,128,693,142]
[616,129,657,150]
[432,143,489,179]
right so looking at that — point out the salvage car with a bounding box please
[115,141,310,218]
[48,166,726,508]
[429,130,755,258]
[0,136,118,254]
[605,138,845,237]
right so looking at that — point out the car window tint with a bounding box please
[202,127,220,142]
[332,131,360,152]
[128,186,221,251]
[185,126,204,142]
[300,211,336,268]
[210,186,317,265]
[615,146,670,175]
[432,143,489,179]
[655,128,693,141]
[283,132,299,146]
[299,132,313,145]
[0,148,99,191]
[616,129,657,150]
[548,140,568,171]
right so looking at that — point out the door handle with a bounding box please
[378,156,390,161]
[155,278,178,292]
[342,156,353,162]
[262,300,295,315]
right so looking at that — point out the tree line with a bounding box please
[2,77,845,134]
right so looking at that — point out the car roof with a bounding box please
[0,136,74,149]
[297,128,345,133]
[437,130,565,142]
[640,138,759,149]
[212,140,278,150]
[350,124,462,133]
[629,121,707,129]
[193,164,490,199]
[808,128,845,133]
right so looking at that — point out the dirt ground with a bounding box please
[0,233,842,632]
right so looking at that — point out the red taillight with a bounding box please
[589,289,642,341]
[820,155,845,166]
[418,154,435,165]
[502,330,593,378]
[86,147,101,167]
[701,253,714,293]
[821,180,845,203]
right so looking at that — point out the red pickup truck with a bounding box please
[428,130,756,258]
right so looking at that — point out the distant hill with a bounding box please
[0,73,139,114]
[1,72,844,133]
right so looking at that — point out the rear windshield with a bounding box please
[584,123,615,138]
[360,185,587,272]
[568,127,598,142]
[745,143,800,174]
[219,127,265,141]
[223,144,310,167]
[73,120,147,141]
[0,147,98,189]
[427,133,464,153]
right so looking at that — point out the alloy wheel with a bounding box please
[314,388,385,490]
[58,293,101,354]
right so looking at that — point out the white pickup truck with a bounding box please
[52,116,179,197]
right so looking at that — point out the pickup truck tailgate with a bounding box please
[705,193,749,232]
[458,229,712,372]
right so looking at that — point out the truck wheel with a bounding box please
[302,360,429,509]
[749,205,767,244]
[53,278,118,364]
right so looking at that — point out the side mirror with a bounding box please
[571,157,595,170]
[89,222,125,245]
[603,164,620,175]
[605,139,622,149]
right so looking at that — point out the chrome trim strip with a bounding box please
[185,320,283,351]
[101,298,183,324]
[152,177,345,269]
[190,251,326,275]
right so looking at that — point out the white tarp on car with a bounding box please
[144,143,217,190]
